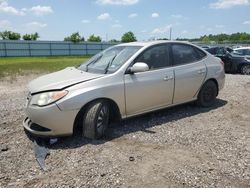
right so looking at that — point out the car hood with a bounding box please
[28,67,104,94]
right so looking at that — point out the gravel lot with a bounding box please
[0,74,249,188]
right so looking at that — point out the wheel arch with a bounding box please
[73,98,121,135]
[238,63,250,73]
[202,78,219,96]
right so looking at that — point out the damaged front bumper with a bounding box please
[23,102,78,137]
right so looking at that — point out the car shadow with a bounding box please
[45,98,227,150]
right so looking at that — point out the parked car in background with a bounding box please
[23,41,225,139]
[201,46,210,50]
[206,47,250,75]
[232,45,242,49]
[233,47,250,59]
[225,47,233,53]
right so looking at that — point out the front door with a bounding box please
[124,44,174,116]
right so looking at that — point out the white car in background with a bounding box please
[233,47,250,59]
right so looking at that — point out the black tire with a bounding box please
[82,100,109,139]
[197,81,217,107]
[240,65,250,75]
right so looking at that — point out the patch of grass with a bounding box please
[0,56,90,78]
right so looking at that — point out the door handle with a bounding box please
[164,75,173,81]
[197,69,206,74]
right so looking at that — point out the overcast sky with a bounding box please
[0,0,250,41]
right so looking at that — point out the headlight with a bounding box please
[30,90,68,106]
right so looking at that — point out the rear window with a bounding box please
[215,48,226,56]
[206,48,216,55]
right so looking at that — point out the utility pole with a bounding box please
[169,27,172,40]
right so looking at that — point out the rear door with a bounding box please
[124,44,174,116]
[171,43,207,104]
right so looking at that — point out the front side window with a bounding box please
[172,44,200,65]
[135,45,170,70]
[79,45,142,74]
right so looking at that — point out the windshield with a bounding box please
[79,45,142,74]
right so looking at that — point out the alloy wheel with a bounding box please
[241,65,250,75]
[96,105,109,135]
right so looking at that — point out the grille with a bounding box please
[30,123,51,132]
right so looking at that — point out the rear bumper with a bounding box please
[23,103,78,137]
[218,71,225,91]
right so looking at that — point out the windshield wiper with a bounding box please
[84,55,102,72]
[85,63,90,72]
[104,55,117,74]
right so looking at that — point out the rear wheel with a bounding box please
[241,65,250,75]
[82,100,109,139]
[197,81,217,107]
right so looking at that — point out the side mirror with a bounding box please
[129,62,149,73]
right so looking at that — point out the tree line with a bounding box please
[176,32,250,44]
[1,30,250,43]
[64,31,137,43]
[0,30,137,43]
[0,31,40,40]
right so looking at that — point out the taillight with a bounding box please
[220,60,224,68]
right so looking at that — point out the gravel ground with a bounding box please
[0,74,249,188]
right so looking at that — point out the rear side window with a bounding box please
[194,47,207,59]
[172,44,201,65]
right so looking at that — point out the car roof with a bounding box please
[116,40,192,47]
[234,47,250,50]
[207,46,223,49]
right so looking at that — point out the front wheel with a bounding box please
[197,81,217,107]
[241,65,250,75]
[82,100,110,139]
